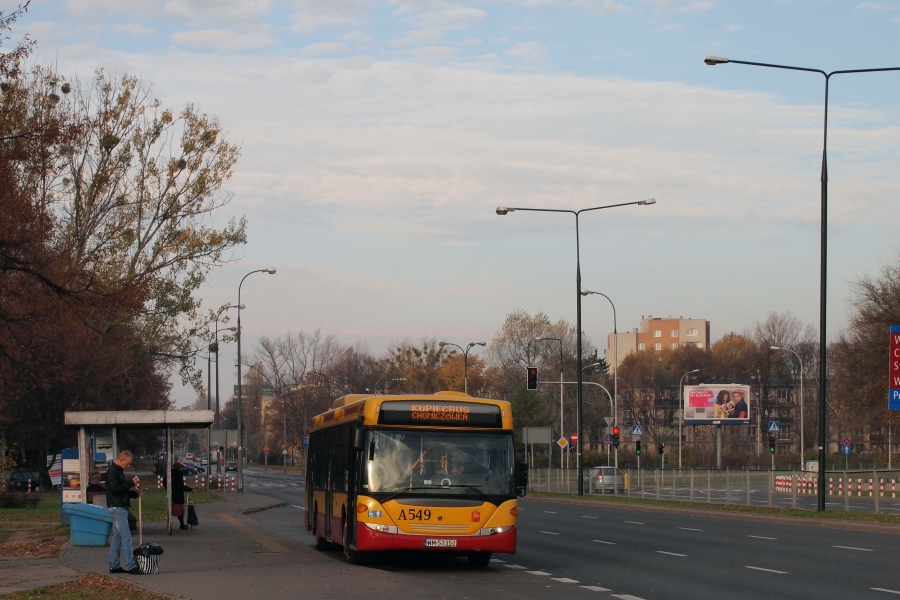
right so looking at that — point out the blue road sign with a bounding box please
[302,434,310,447]
[603,434,613,445]
[767,421,781,434]
[841,445,852,455]
[631,425,643,437]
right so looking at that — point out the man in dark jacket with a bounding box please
[105,451,142,574]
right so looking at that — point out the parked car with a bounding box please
[200,457,209,466]
[225,461,237,472]
[181,464,202,476]
[584,466,624,493]
[3,470,42,492]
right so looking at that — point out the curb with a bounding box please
[525,494,900,535]
[240,502,286,515]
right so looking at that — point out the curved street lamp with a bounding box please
[236,268,276,492]
[771,346,804,460]
[705,56,900,511]
[580,290,619,469]
[498,199,656,495]
[438,341,485,394]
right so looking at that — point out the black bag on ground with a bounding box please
[134,543,164,574]
[187,504,199,528]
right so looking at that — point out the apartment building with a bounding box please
[607,315,710,371]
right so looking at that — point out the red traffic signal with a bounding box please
[526,367,538,390]
[612,426,620,436]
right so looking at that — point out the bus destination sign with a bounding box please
[378,400,502,428]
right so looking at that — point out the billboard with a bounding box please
[684,384,751,425]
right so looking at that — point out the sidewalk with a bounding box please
[0,557,80,595]
[59,491,448,600]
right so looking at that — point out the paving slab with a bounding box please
[59,491,447,600]
[0,557,80,595]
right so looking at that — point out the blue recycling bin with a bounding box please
[62,503,113,546]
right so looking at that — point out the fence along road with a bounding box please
[529,467,900,514]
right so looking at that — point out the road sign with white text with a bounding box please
[631,425,643,437]
[890,326,900,410]
[767,421,781,434]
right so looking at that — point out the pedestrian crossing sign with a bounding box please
[631,425,643,437]
[767,421,781,434]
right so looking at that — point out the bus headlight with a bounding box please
[365,523,397,534]
[480,527,505,536]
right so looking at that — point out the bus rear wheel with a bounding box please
[314,504,330,551]
[467,551,492,568]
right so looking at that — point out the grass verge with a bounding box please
[530,491,900,526]
[4,572,171,599]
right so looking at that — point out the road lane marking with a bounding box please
[611,595,645,600]
[504,565,527,569]
[872,588,900,595]
[491,558,506,563]
[551,578,580,583]
[745,566,787,574]
[624,521,644,525]
[525,571,552,576]
[834,545,873,552]
[582,586,612,592]
[216,513,289,554]
[747,535,777,540]
[290,505,304,509]
[677,527,702,531]
[656,551,687,557]
[592,540,616,544]
[581,515,597,519]
[543,511,558,514]
[540,531,559,535]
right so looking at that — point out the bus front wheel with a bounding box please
[467,551,492,568]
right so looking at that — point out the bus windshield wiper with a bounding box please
[380,486,433,503]
[436,484,490,500]
[380,484,489,503]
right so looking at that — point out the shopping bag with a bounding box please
[133,495,164,574]
[187,504,199,528]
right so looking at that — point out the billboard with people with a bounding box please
[683,384,751,424]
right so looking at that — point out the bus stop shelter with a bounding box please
[65,410,214,535]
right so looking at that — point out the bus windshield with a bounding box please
[364,429,515,498]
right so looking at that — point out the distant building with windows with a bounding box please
[606,315,710,371]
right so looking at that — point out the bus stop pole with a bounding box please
[78,427,88,504]
[166,426,173,536]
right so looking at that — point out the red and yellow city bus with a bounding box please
[306,391,527,567]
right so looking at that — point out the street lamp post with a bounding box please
[705,55,900,511]
[237,268,276,492]
[208,325,236,487]
[679,369,700,470]
[438,341,486,394]
[772,346,805,461]
[581,290,619,469]
[532,337,565,468]
[497,198,656,495]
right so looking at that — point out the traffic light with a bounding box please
[612,426,620,448]
[635,441,641,455]
[526,367,538,390]
[768,436,776,454]
[658,443,665,455]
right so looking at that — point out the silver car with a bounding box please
[584,466,624,493]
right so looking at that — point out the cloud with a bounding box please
[390,0,487,30]
[65,0,275,27]
[510,0,630,14]
[298,42,351,57]
[110,23,156,37]
[171,28,277,51]
[505,40,549,62]
[289,0,370,33]
[643,0,716,13]
[661,22,683,31]
[857,2,898,9]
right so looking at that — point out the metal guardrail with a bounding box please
[527,467,900,514]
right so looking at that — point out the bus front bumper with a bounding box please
[357,523,517,553]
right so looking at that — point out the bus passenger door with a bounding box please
[324,429,334,542]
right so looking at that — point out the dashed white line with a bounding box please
[490,558,506,563]
[551,578,580,583]
[525,571,552,576]
[581,515,597,519]
[624,521,644,525]
[611,595,646,600]
[747,535,777,540]
[833,545,873,552]
[678,527,702,531]
[290,505,304,509]
[544,510,558,514]
[872,588,900,595]
[503,565,527,570]
[745,566,787,574]
[592,540,616,545]
[582,586,612,592]
[656,551,687,557]
[540,531,560,535]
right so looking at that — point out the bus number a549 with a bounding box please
[397,509,431,521]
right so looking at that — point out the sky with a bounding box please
[12,0,900,406]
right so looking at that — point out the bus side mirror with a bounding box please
[353,428,366,451]
[517,462,528,497]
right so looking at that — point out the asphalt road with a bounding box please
[241,469,900,599]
